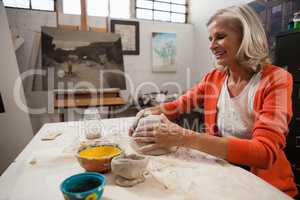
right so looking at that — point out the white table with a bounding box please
[0,117,293,200]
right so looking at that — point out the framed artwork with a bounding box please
[152,32,176,72]
[37,27,126,91]
[0,93,5,113]
[110,20,140,55]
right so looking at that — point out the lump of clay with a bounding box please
[111,154,148,187]
[130,110,151,132]
[85,131,101,140]
[82,108,102,140]
[83,119,102,140]
[130,114,177,156]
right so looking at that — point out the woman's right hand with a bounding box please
[128,106,162,136]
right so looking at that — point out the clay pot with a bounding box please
[111,154,149,180]
[76,143,123,173]
[111,154,149,187]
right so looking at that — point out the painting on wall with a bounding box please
[152,32,176,72]
[35,27,126,91]
[111,20,139,55]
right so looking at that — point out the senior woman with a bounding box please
[130,5,298,198]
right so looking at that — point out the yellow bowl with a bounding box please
[76,144,123,173]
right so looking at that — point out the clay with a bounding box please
[83,117,102,140]
[130,137,177,156]
[111,154,149,187]
[135,114,161,128]
[130,110,151,131]
[114,175,145,187]
[130,114,177,156]
[85,131,101,140]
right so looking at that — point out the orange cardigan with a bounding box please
[162,64,298,197]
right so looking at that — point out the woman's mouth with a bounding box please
[214,50,226,59]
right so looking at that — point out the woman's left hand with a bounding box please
[132,114,185,153]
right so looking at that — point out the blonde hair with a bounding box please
[207,5,270,72]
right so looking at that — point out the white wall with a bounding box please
[5,7,195,131]
[0,2,33,174]
[189,0,253,82]
[124,21,195,95]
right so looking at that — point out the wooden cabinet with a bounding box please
[275,29,300,190]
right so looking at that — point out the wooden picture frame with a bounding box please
[111,20,139,55]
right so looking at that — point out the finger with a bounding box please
[134,137,156,143]
[128,127,134,136]
[132,131,155,137]
[131,119,139,129]
[158,123,169,132]
[135,124,160,132]
[133,111,145,127]
[139,143,161,153]
[160,114,169,123]
[136,109,145,118]
[143,110,152,116]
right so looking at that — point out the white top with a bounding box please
[0,118,292,200]
[217,71,262,139]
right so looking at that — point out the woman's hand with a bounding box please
[132,113,228,159]
[128,106,162,136]
[132,114,185,153]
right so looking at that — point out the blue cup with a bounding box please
[60,172,106,200]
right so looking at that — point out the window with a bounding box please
[31,0,54,11]
[109,0,130,19]
[3,0,30,9]
[87,0,130,18]
[63,0,81,15]
[136,0,187,23]
[87,0,108,17]
[62,0,130,19]
[3,0,55,11]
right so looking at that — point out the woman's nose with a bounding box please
[210,40,217,51]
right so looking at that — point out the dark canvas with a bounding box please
[34,27,126,91]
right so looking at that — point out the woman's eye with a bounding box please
[209,34,226,42]
[216,34,226,40]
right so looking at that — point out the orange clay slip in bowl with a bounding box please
[76,144,123,173]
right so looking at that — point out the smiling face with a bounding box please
[208,18,242,67]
